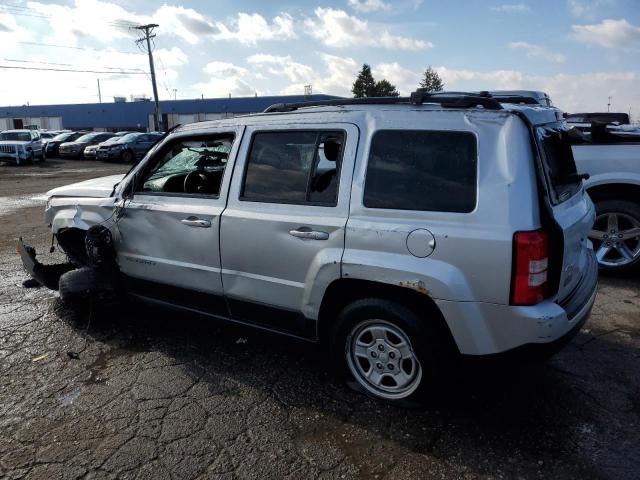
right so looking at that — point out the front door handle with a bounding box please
[181,216,211,228]
[289,227,329,240]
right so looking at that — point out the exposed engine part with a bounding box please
[85,225,117,268]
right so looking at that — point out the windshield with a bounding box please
[101,136,122,146]
[75,133,101,143]
[0,132,31,141]
[117,133,142,143]
[52,132,74,141]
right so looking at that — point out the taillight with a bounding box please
[511,230,549,306]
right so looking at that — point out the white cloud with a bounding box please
[372,62,420,95]
[347,0,391,12]
[572,18,640,48]
[247,54,314,83]
[567,0,612,18]
[509,41,566,63]
[434,67,639,114]
[491,3,531,13]
[263,53,359,97]
[305,7,432,50]
[214,13,296,45]
[195,61,258,97]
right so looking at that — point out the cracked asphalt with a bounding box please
[1,159,639,479]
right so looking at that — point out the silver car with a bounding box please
[20,92,598,404]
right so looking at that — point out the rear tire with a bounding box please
[330,298,454,406]
[590,199,640,273]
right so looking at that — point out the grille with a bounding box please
[0,145,16,153]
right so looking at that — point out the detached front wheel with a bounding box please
[590,200,640,273]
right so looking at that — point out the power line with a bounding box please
[0,4,138,29]
[18,41,143,56]
[0,65,147,75]
[3,58,146,73]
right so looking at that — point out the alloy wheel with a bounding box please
[589,212,640,267]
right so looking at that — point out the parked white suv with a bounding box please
[19,92,598,403]
[0,129,44,164]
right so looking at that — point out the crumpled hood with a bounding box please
[47,174,125,198]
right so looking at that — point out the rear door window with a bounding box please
[537,127,582,203]
[241,130,344,205]
[364,130,477,213]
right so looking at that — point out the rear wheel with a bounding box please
[331,298,452,405]
[589,200,640,273]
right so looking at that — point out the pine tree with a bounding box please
[419,66,444,93]
[352,64,377,98]
[374,79,400,97]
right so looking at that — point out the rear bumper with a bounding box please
[436,252,598,356]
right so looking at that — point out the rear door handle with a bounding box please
[289,227,329,240]
[181,216,211,228]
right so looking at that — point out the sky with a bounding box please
[0,0,639,117]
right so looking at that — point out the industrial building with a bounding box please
[0,94,339,132]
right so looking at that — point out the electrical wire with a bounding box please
[0,65,147,74]
[18,41,143,56]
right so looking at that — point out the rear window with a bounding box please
[537,127,582,202]
[364,130,477,213]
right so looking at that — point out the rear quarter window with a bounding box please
[363,130,477,213]
[537,127,582,203]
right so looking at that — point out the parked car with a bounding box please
[0,129,44,165]
[19,92,597,404]
[46,131,87,158]
[84,132,135,159]
[96,132,162,162]
[570,124,640,272]
[59,132,115,158]
[566,113,630,132]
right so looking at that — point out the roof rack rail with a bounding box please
[264,90,504,113]
[489,95,540,105]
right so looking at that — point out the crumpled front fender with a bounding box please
[47,197,119,234]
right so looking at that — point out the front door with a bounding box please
[220,124,358,337]
[115,126,243,316]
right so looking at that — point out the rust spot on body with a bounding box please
[399,280,430,296]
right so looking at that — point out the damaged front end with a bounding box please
[19,225,121,303]
[18,171,132,301]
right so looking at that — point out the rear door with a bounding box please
[536,124,595,301]
[220,123,358,337]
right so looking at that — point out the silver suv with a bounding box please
[20,92,598,404]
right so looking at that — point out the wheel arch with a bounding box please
[317,278,458,353]
[587,182,640,205]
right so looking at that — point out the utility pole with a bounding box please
[133,23,161,131]
[97,78,102,103]
[172,88,177,100]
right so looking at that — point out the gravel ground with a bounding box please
[1,159,639,479]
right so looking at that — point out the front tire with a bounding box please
[589,199,640,273]
[330,298,452,405]
[121,149,134,163]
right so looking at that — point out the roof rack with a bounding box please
[489,95,539,105]
[263,90,504,113]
